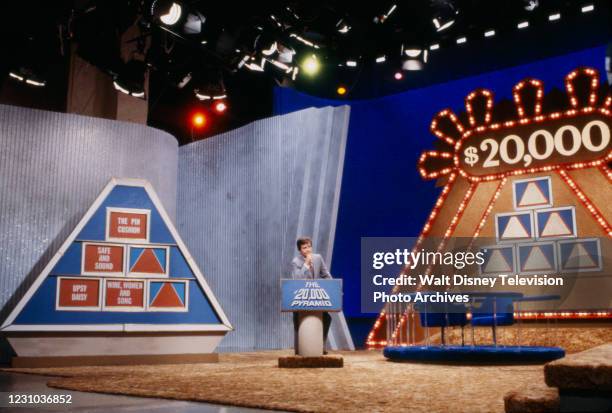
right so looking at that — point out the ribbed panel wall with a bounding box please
[177,106,350,351]
[0,104,178,327]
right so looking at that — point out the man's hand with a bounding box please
[304,253,313,271]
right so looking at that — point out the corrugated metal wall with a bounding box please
[177,106,351,351]
[0,104,178,333]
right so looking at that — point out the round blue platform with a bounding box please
[384,345,565,363]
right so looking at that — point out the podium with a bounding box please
[281,279,342,357]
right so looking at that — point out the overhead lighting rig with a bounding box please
[431,0,458,32]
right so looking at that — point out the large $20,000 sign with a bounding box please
[419,69,611,182]
[367,67,612,347]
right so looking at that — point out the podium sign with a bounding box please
[281,279,342,312]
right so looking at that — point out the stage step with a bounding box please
[504,387,559,413]
[544,343,612,391]
[504,344,612,413]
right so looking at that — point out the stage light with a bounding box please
[113,60,146,99]
[336,18,351,34]
[484,30,495,38]
[290,33,320,49]
[548,13,561,21]
[277,44,296,64]
[394,71,403,80]
[402,48,425,71]
[192,112,206,128]
[431,0,458,32]
[346,60,357,67]
[214,101,227,113]
[375,56,386,63]
[301,54,320,76]
[152,0,205,34]
[336,86,347,96]
[9,72,24,81]
[159,2,182,25]
[517,21,529,29]
[456,37,467,44]
[262,42,277,56]
[375,4,398,24]
[430,44,440,50]
[581,4,594,13]
[8,68,46,87]
[522,0,538,11]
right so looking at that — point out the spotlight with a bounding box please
[522,0,538,11]
[8,67,46,87]
[402,47,426,71]
[581,4,595,13]
[151,0,205,34]
[430,44,440,51]
[484,30,495,38]
[346,60,358,67]
[277,44,296,64]
[374,4,398,24]
[113,60,146,99]
[394,71,403,80]
[375,56,386,63]
[214,101,227,114]
[548,13,561,21]
[431,0,458,32]
[192,112,206,128]
[456,37,467,44]
[159,2,182,25]
[194,72,226,101]
[301,54,320,76]
[517,21,529,29]
[336,18,351,34]
[336,86,347,96]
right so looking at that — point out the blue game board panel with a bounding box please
[76,186,175,244]
[13,278,221,325]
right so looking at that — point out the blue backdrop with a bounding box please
[274,46,607,340]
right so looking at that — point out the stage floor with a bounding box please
[2,350,553,413]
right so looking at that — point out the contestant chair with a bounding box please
[470,297,514,345]
[416,302,468,346]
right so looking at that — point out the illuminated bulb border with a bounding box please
[558,169,612,236]
[465,89,494,127]
[369,67,611,348]
[430,109,464,147]
[471,178,507,240]
[513,78,543,119]
[600,165,612,183]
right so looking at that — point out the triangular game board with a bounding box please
[1,178,232,333]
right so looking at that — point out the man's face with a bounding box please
[299,243,312,258]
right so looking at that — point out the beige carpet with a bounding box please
[5,350,551,413]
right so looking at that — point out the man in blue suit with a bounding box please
[291,237,332,354]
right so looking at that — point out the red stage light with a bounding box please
[214,101,227,113]
[394,71,403,80]
[192,113,206,128]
